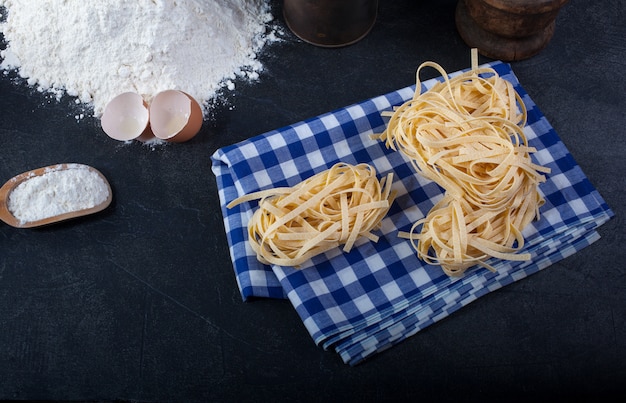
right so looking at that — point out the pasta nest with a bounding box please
[378,56,550,276]
[229,163,396,267]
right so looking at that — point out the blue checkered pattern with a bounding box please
[211,61,613,365]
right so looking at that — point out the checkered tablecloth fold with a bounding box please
[211,61,613,365]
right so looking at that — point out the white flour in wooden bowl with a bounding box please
[8,165,110,224]
[0,0,279,117]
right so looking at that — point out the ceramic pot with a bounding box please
[283,0,378,47]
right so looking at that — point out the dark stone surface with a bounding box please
[1,0,624,401]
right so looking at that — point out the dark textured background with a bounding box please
[1,0,625,401]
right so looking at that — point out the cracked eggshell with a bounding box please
[101,92,153,142]
[149,90,203,143]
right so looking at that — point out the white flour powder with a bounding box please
[8,165,110,223]
[0,0,278,117]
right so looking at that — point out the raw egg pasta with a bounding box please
[377,50,550,276]
[227,163,396,267]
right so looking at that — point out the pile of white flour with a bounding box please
[0,0,278,117]
[8,165,110,223]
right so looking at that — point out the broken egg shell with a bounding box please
[149,90,203,143]
[101,92,154,142]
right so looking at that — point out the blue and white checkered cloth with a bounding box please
[211,61,613,365]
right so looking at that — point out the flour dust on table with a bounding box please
[0,0,280,118]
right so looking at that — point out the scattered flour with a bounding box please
[8,164,110,223]
[0,0,279,117]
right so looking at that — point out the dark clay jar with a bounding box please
[283,0,378,47]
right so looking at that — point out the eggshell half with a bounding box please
[101,92,153,142]
[149,90,203,143]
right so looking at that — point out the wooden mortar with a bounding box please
[455,0,570,61]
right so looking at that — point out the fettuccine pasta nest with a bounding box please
[228,163,396,267]
[377,50,551,276]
